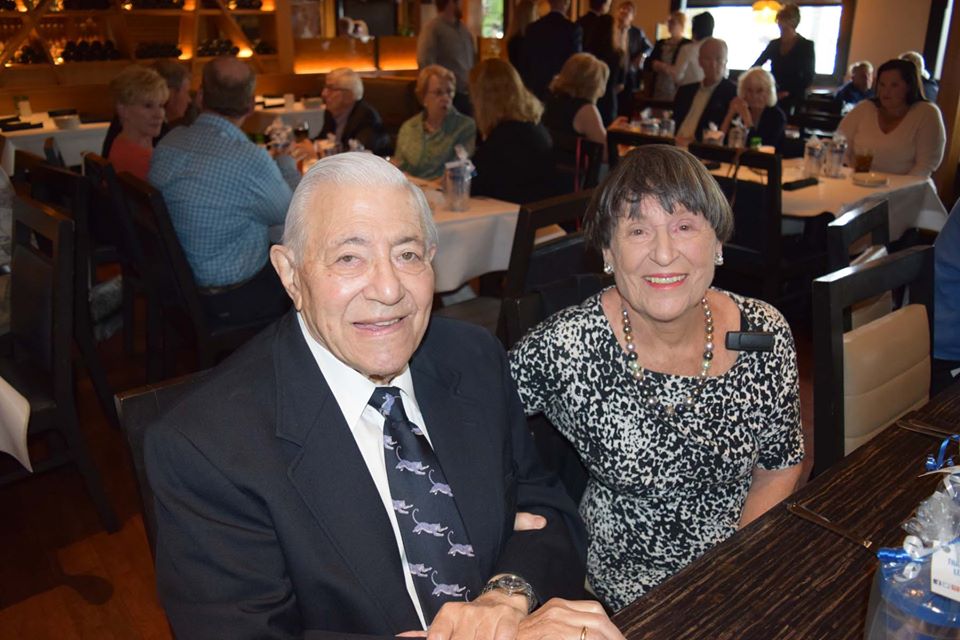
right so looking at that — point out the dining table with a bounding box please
[0,112,109,175]
[613,382,960,639]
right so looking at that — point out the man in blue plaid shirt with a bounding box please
[149,56,296,324]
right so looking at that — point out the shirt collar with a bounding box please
[296,312,416,430]
[195,112,247,140]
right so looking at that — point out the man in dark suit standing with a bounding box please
[315,67,389,155]
[576,0,610,47]
[518,0,582,99]
[145,153,625,640]
[673,38,737,145]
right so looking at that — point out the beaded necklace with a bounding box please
[620,296,714,416]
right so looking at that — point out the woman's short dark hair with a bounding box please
[691,12,714,40]
[872,58,926,106]
[584,145,733,251]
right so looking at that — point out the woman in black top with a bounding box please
[720,67,787,149]
[753,2,815,116]
[469,59,561,204]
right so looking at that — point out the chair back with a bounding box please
[550,130,604,193]
[11,149,47,193]
[26,164,95,283]
[811,245,934,476]
[84,152,140,266]
[117,172,209,341]
[10,195,74,394]
[115,370,209,556]
[606,129,673,168]
[688,144,787,302]
[43,137,66,168]
[503,190,601,297]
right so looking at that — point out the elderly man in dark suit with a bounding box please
[518,0,582,99]
[673,37,737,145]
[315,67,389,155]
[145,152,625,640]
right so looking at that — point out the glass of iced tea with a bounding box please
[853,145,873,173]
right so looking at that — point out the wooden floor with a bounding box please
[0,315,816,639]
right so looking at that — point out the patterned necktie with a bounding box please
[369,386,482,623]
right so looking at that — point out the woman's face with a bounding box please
[118,94,166,140]
[423,74,454,122]
[742,77,768,111]
[667,17,682,38]
[877,69,909,111]
[603,196,720,325]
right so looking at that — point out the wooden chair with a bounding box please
[42,137,66,168]
[117,172,276,380]
[687,143,829,312]
[84,153,143,358]
[115,370,209,556]
[434,190,603,340]
[11,149,47,194]
[0,195,118,532]
[827,199,893,330]
[607,129,673,169]
[550,130,604,193]
[811,245,934,477]
[27,163,120,429]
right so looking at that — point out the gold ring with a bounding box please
[580,626,587,640]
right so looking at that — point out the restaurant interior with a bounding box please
[1,0,960,636]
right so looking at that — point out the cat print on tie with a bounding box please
[411,508,448,536]
[383,434,397,450]
[430,572,469,599]
[395,446,429,475]
[393,499,413,514]
[446,532,475,557]
[409,563,432,578]
[379,393,397,417]
[428,470,453,497]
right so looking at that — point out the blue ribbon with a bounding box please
[925,434,960,472]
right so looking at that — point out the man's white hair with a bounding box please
[327,67,364,101]
[282,152,438,263]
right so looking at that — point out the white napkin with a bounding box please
[0,375,31,472]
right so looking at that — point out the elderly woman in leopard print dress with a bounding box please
[509,145,804,611]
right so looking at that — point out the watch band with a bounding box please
[479,574,538,613]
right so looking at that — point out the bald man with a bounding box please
[672,37,737,145]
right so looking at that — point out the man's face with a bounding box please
[852,66,872,92]
[166,77,192,122]
[617,3,634,25]
[322,77,356,119]
[272,184,436,384]
[699,41,726,85]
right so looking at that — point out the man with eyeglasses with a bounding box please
[315,67,389,155]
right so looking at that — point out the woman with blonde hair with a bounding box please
[507,0,537,70]
[393,64,476,180]
[108,65,169,180]
[469,58,560,204]
[720,67,786,148]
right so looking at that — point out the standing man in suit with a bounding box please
[146,153,625,640]
[576,0,610,46]
[673,37,737,145]
[518,0,582,100]
[315,68,389,155]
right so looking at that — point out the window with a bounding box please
[482,0,504,37]
[685,4,843,75]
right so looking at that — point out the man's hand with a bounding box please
[517,599,625,640]
[514,512,546,531]
[421,589,528,640]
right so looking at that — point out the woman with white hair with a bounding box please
[720,67,786,149]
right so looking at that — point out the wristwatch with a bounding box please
[479,574,538,613]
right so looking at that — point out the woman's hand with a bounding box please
[517,599,625,640]
[727,97,753,128]
[514,512,547,531]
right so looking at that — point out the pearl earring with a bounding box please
[603,263,614,275]
[714,251,724,266]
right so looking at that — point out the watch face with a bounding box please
[499,576,525,591]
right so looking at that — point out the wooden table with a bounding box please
[0,113,109,175]
[614,384,960,639]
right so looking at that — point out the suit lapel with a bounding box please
[411,354,504,581]
[272,314,421,631]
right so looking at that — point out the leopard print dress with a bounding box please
[508,289,804,611]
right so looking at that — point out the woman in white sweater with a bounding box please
[837,58,945,177]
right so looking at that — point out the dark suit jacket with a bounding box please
[673,78,738,142]
[518,12,583,99]
[145,312,586,639]
[316,98,389,155]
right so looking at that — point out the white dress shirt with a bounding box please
[297,313,431,629]
[673,39,704,87]
[678,80,720,139]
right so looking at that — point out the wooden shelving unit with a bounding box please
[0,0,292,83]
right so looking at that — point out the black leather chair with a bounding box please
[115,370,209,555]
[117,172,277,379]
[550,130,604,193]
[606,129,673,169]
[42,136,67,168]
[26,163,121,429]
[434,190,603,341]
[11,149,47,194]
[688,143,829,313]
[811,245,934,477]
[0,195,118,532]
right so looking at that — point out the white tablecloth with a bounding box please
[714,158,948,239]
[0,113,109,175]
[247,101,326,138]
